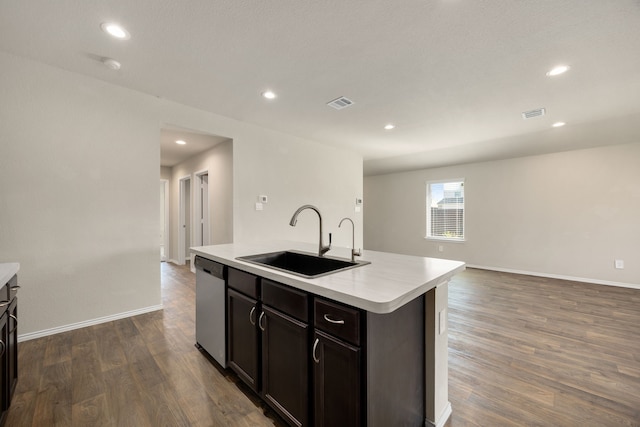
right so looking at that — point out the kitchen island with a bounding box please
[0,262,20,426]
[192,241,464,427]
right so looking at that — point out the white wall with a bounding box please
[169,140,234,261]
[0,51,363,337]
[160,166,172,180]
[0,53,163,337]
[157,99,364,251]
[364,143,640,288]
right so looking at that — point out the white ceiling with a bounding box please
[160,127,230,167]
[2,0,639,175]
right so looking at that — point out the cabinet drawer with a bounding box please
[262,279,308,322]
[8,274,19,300]
[314,298,361,346]
[228,268,260,299]
[1,275,17,302]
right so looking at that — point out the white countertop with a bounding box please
[191,241,465,314]
[0,263,20,286]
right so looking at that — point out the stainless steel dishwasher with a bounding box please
[195,255,227,367]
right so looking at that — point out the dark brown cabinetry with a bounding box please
[227,270,310,427]
[219,265,426,427]
[227,288,260,391]
[313,330,361,427]
[0,274,18,427]
[313,297,362,427]
[261,280,309,427]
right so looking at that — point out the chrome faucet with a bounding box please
[289,205,331,257]
[338,217,361,262]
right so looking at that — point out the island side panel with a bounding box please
[425,280,451,427]
[366,296,425,427]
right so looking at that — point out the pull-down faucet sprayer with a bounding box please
[289,205,331,257]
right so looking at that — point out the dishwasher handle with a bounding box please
[194,256,226,280]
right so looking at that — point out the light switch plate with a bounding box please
[615,259,624,269]
[259,195,268,203]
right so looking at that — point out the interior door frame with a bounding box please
[194,169,210,247]
[178,175,191,265]
[160,179,169,262]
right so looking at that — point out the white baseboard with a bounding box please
[466,264,639,290]
[17,304,164,343]
[425,402,452,427]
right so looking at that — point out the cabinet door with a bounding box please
[261,305,309,427]
[8,298,17,402]
[313,330,361,427]
[0,312,7,423]
[227,289,260,391]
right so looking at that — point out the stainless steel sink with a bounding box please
[236,250,370,279]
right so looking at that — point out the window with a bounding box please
[426,179,465,241]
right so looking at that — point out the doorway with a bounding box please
[178,176,191,265]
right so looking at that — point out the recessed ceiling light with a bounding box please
[262,90,277,100]
[552,122,566,128]
[384,124,395,130]
[101,58,121,70]
[546,65,570,77]
[100,22,130,40]
[175,140,186,145]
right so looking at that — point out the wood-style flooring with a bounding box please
[7,262,286,427]
[7,263,640,426]
[445,268,640,427]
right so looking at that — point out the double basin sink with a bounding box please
[237,250,370,279]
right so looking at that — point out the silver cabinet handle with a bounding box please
[0,300,9,308]
[323,314,345,325]
[11,285,20,291]
[249,306,256,325]
[9,314,17,334]
[312,338,320,363]
[0,340,4,358]
[258,311,266,331]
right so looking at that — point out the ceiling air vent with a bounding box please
[327,96,354,110]
[522,108,546,119]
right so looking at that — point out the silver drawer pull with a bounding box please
[312,338,320,363]
[323,314,345,325]
[0,300,9,308]
[9,314,17,334]
[249,306,256,325]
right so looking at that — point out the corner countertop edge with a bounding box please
[0,263,20,286]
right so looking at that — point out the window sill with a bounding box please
[424,237,465,243]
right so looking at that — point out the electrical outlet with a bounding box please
[615,259,624,269]
[438,245,444,252]
[255,202,263,211]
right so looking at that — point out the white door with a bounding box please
[197,172,210,246]
[178,176,191,265]
[160,180,169,261]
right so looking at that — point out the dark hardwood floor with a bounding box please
[7,263,640,426]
